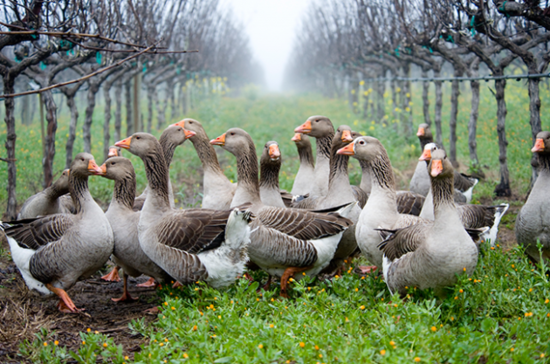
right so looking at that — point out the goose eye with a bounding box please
[111,162,116,165]
[80,158,85,161]
[136,136,140,140]
[230,132,235,136]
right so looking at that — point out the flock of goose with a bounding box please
[2,115,549,314]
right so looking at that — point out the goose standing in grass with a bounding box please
[259,141,286,208]
[210,128,354,297]
[294,116,334,199]
[4,153,113,313]
[132,125,195,211]
[338,136,427,269]
[290,132,315,196]
[98,156,173,301]
[115,133,253,289]
[409,123,434,196]
[18,169,75,219]
[419,144,509,245]
[378,149,484,297]
[516,131,550,263]
[171,118,236,210]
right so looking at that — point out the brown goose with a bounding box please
[210,128,354,297]
[259,141,286,208]
[418,144,508,245]
[98,157,172,301]
[132,125,195,211]
[4,153,113,313]
[290,133,315,196]
[378,149,483,297]
[409,123,434,196]
[338,136,427,269]
[516,131,550,262]
[115,133,253,288]
[294,116,334,198]
[18,169,75,219]
[171,118,236,210]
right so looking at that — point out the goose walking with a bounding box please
[4,153,113,313]
[210,128,353,297]
[115,133,253,289]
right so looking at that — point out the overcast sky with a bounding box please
[223,0,311,91]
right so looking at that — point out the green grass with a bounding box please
[2,81,550,362]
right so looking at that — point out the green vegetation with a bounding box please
[2,80,549,362]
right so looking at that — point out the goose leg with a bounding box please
[112,273,138,302]
[280,266,313,298]
[46,284,83,313]
[101,266,121,282]
[136,277,156,288]
[259,275,272,292]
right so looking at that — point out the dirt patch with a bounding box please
[0,236,160,363]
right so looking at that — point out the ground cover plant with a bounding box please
[1,80,549,362]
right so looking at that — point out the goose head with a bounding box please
[170,118,205,140]
[261,141,281,164]
[160,125,195,147]
[336,135,384,163]
[96,157,135,181]
[418,142,440,162]
[291,132,312,148]
[294,115,334,138]
[417,123,432,139]
[115,133,160,158]
[333,125,354,149]
[71,152,103,176]
[210,128,254,156]
[107,145,122,158]
[532,131,550,153]
[52,169,71,192]
[428,149,453,178]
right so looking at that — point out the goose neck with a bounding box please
[328,144,351,190]
[44,182,66,200]
[233,141,261,205]
[298,144,315,168]
[316,132,334,161]
[142,145,171,210]
[431,174,458,222]
[192,135,225,175]
[260,162,280,190]
[368,152,397,194]
[112,174,136,211]
[538,153,550,176]
[69,174,92,214]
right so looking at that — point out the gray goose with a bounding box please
[409,123,434,196]
[18,169,75,219]
[259,141,286,208]
[338,136,427,269]
[115,133,253,289]
[516,131,550,262]
[4,153,113,313]
[290,133,315,196]
[419,144,508,245]
[210,128,354,297]
[378,149,484,297]
[132,125,195,211]
[98,157,172,301]
[172,118,236,210]
[294,116,334,199]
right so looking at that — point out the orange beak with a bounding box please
[88,159,103,175]
[66,169,70,177]
[417,127,425,137]
[532,138,545,153]
[294,120,312,134]
[419,148,431,161]
[171,120,186,128]
[430,160,443,177]
[341,130,353,143]
[115,137,132,150]
[337,142,355,156]
[108,147,119,158]
[269,144,281,160]
[210,133,226,146]
[184,129,196,139]
[291,133,302,142]
[96,163,107,176]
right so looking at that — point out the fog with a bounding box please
[224,0,311,91]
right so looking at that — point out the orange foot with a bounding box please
[112,291,138,302]
[243,272,254,282]
[48,284,84,313]
[101,267,121,282]
[357,265,378,274]
[172,281,182,289]
[144,306,160,315]
[136,277,156,288]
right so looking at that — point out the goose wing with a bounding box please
[258,206,352,241]
[396,191,425,216]
[3,215,75,250]
[156,209,234,254]
[377,223,431,261]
